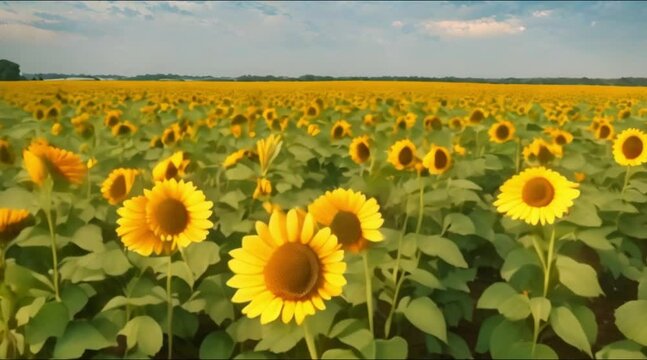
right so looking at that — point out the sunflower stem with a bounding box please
[362,251,375,335]
[415,173,424,234]
[392,213,409,284]
[542,226,557,298]
[621,166,632,197]
[303,319,318,360]
[166,255,173,360]
[42,179,60,302]
[384,271,406,338]
[515,137,521,173]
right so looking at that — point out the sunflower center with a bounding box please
[398,147,414,166]
[431,117,442,130]
[330,211,362,246]
[165,131,176,143]
[537,145,554,164]
[154,198,189,235]
[398,120,407,129]
[522,177,555,207]
[333,125,343,138]
[599,125,610,139]
[470,110,484,123]
[622,136,643,160]
[434,150,448,169]
[357,143,370,162]
[165,162,178,180]
[555,135,566,145]
[110,175,127,199]
[0,146,12,164]
[264,243,320,300]
[117,125,131,135]
[495,125,509,140]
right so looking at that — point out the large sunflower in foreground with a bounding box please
[0,208,31,241]
[308,188,384,252]
[101,168,139,205]
[116,179,213,256]
[23,142,86,186]
[494,167,580,226]
[227,209,346,325]
[388,139,417,171]
[613,128,647,166]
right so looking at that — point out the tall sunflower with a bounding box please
[494,167,580,226]
[388,139,417,171]
[227,209,346,325]
[423,145,452,175]
[101,168,139,205]
[613,128,647,166]
[111,121,137,137]
[23,142,86,186]
[488,121,515,144]
[152,151,190,182]
[349,136,371,165]
[257,134,282,176]
[594,121,614,140]
[0,208,31,241]
[424,116,443,131]
[331,120,352,140]
[308,188,384,253]
[116,179,214,256]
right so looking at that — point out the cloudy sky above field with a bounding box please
[1,1,646,77]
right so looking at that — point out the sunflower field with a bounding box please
[1,81,647,359]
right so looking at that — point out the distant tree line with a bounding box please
[4,59,647,86]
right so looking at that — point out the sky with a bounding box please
[1,1,646,78]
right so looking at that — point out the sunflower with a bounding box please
[613,128,647,166]
[0,140,15,165]
[545,128,573,145]
[257,134,282,176]
[307,124,321,136]
[263,108,277,122]
[51,123,63,136]
[423,145,452,175]
[224,149,247,169]
[494,167,580,226]
[101,168,139,205]
[388,139,417,171]
[111,121,137,137]
[116,179,214,256]
[0,208,31,241]
[523,138,563,166]
[424,115,443,131]
[253,177,272,199]
[33,107,46,121]
[23,142,86,186]
[488,121,515,144]
[149,136,163,149]
[468,108,487,124]
[331,120,352,140]
[104,110,122,127]
[349,136,371,165]
[152,151,190,182]
[227,208,346,325]
[162,125,181,146]
[363,114,379,126]
[308,188,384,253]
[618,109,631,120]
[449,117,465,131]
[594,121,614,140]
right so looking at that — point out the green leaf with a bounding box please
[15,297,46,327]
[118,316,163,356]
[489,319,532,358]
[529,297,551,322]
[501,248,541,281]
[577,227,614,250]
[498,294,531,321]
[447,332,472,359]
[199,275,234,326]
[375,336,408,359]
[615,300,647,346]
[101,294,165,312]
[184,241,220,279]
[53,320,114,358]
[477,282,517,310]
[322,349,359,359]
[61,285,89,319]
[25,301,70,344]
[596,340,647,359]
[507,341,558,359]
[476,315,503,354]
[550,306,592,357]
[442,213,475,235]
[571,305,597,345]
[403,297,447,343]
[71,224,104,252]
[226,164,255,180]
[639,276,647,300]
[618,214,647,239]
[418,235,468,268]
[255,321,303,354]
[200,331,234,360]
[555,256,603,297]
[563,197,601,227]
[407,268,444,290]
[219,190,247,209]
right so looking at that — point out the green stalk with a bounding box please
[515,137,521,173]
[415,173,424,234]
[620,166,632,197]
[42,180,60,301]
[362,251,375,335]
[166,255,173,360]
[542,226,556,298]
[384,272,406,338]
[303,319,318,360]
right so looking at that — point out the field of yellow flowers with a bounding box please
[1,80,647,359]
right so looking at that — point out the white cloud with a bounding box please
[0,22,82,42]
[391,20,404,29]
[420,17,526,38]
[532,10,553,18]
[590,21,597,27]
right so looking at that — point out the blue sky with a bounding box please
[0,1,646,77]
